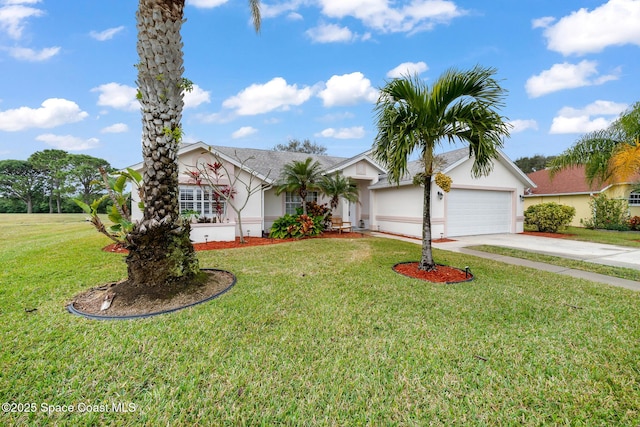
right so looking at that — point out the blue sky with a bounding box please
[0,0,639,168]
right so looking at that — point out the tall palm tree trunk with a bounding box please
[420,172,436,271]
[126,0,199,287]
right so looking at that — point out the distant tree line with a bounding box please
[513,154,557,174]
[0,149,112,214]
[273,139,327,155]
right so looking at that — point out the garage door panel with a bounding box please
[447,189,511,236]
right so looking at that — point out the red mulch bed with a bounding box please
[393,262,472,284]
[103,231,368,254]
[520,231,575,239]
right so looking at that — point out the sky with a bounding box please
[0,0,639,169]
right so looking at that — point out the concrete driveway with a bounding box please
[433,233,640,271]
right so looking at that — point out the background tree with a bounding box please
[514,154,556,173]
[274,157,323,215]
[319,173,359,211]
[28,149,71,213]
[372,67,510,271]
[68,154,112,204]
[273,138,327,155]
[549,102,640,184]
[124,0,260,287]
[0,160,44,214]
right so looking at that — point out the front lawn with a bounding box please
[553,226,640,248]
[1,214,639,425]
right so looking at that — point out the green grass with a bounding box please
[1,214,640,426]
[468,245,640,282]
[554,226,640,248]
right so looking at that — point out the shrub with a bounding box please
[298,201,332,229]
[581,194,630,231]
[269,214,323,239]
[524,202,576,233]
[628,216,640,231]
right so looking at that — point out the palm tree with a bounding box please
[127,0,260,287]
[372,67,510,271]
[549,102,640,184]
[274,157,324,215]
[319,173,359,211]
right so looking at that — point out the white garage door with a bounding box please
[447,189,512,236]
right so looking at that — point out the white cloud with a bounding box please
[386,61,428,78]
[0,2,44,39]
[525,60,619,98]
[549,100,628,134]
[0,98,88,131]
[36,134,99,151]
[92,83,139,112]
[36,133,100,151]
[186,0,229,8]
[101,123,129,133]
[232,126,258,139]
[306,23,356,43]
[260,0,306,19]
[89,26,125,41]
[7,45,59,61]
[222,77,313,115]
[183,84,210,109]
[315,126,365,139]
[318,0,464,34]
[509,119,538,134]
[540,0,640,56]
[531,16,555,29]
[318,72,378,107]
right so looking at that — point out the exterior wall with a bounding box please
[525,184,640,227]
[370,156,528,238]
[523,194,592,227]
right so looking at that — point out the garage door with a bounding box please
[446,189,512,236]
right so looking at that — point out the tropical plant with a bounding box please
[76,168,144,246]
[269,213,322,239]
[185,149,270,243]
[274,157,324,215]
[549,102,640,184]
[119,0,260,287]
[319,173,359,212]
[372,66,510,271]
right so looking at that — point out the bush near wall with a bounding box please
[525,202,576,233]
[581,194,630,231]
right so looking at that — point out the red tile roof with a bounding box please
[526,166,607,195]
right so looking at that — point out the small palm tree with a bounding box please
[274,158,324,215]
[319,173,359,211]
[373,66,510,271]
[550,102,640,184]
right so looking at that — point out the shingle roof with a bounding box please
[195,144,348,182]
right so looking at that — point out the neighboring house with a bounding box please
[129,142,534,241]
[369,148,534,238]
[525,166,640,226]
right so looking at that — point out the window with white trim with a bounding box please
[179,186,228,221]
[629,191,640,206]
[285,191,318,215]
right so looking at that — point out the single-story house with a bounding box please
[129,142,534,241]
[525,166,640,226]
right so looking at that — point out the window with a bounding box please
[179,186,228,221]
[285,191,318,215]
[630,191,640,206]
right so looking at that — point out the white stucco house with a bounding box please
[129,142,534,242]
